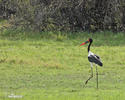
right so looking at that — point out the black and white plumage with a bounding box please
[80,38,103,88]
[88,51,103,66]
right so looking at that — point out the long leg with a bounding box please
[85,63,93,85]
[96,65,98,89]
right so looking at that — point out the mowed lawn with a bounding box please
[0,31,125,100]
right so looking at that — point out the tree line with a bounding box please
[0,0,125,32]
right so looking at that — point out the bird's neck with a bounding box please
[88,41,92,52]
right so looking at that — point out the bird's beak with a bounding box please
[80,40,90,46]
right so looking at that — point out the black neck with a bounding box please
[88,41,92,52]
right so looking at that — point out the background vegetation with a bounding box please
[0,0,125,32]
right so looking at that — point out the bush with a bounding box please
[0,0,125,32]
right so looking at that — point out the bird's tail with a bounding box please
[98,62,103,67]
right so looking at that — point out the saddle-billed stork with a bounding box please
[80,38,103,88]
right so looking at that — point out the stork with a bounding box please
[80,38,103,88]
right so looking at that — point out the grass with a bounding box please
[0,29,125,100]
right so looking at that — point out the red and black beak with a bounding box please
[80,39,90,46]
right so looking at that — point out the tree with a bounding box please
[0,0,125,32]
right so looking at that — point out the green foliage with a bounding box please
[0,0,125,32]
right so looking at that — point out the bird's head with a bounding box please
[80,38,93,46]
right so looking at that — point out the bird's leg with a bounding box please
[96,65,98,89]
[85,63,93,85]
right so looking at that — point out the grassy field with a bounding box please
[0,29,125,100]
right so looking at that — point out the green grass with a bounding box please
[0,29,125,100]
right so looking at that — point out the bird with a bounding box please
[80,38,103,88]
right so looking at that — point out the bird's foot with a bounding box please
[85,80,88,85]
[83,80,88,88]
